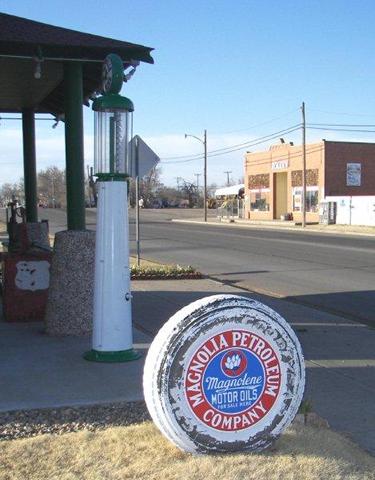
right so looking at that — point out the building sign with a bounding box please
[272,160,289,170]
[346,163,361,186]
[144,294,305,454]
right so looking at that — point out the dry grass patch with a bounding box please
[1,421,375,480]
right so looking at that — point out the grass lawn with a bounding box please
[1,421,374,480]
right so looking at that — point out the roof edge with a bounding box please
[0,12,154,64]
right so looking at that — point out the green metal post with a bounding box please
[22,109,38,222]
[64,62,86,230]
[109,116,115,173]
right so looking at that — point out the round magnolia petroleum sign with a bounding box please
[185,329,281,432]
[143,295,305,454]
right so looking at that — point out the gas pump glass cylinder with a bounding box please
[93,96,134,178]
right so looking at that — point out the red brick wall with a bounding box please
[325,141,375,196]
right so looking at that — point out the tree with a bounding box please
[157,185,181,207]
[129,166,163,208]
[179,180,200,208]
[37,166,66,208]
[0,182,24,206]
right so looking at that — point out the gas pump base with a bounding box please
[83,348,141,363]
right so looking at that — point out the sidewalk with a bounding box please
[1,278,375,456]
[172,217,375,237]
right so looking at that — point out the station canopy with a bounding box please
[0,12,154,116]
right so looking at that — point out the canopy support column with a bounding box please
[22,108,38,222]
[64,62,86,230]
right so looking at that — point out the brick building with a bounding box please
[244,140,375,223]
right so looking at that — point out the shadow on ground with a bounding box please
[132,284,375,455]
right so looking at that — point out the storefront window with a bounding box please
[250,189,270,211]
[292,187,318,212]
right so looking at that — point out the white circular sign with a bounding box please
[143,295,305,454]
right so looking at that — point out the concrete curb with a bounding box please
[171,218,375,238]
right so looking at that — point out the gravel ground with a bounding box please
[0,401,150,441]
[0,401,330,443]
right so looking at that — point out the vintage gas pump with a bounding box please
[84,54,140,362]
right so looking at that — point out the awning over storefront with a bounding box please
[215,184,244,197]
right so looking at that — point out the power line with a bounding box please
[245,145,325,168]
[208,124,302,155]
[206,126,302,159]
[308,123,375,127]
[160,124,302,163]
[161,123,301,160]
[307,126,375,133]
[161,125,301,164]
[162,120,375,164]
[212,108,299,135]
[308,108,375,118]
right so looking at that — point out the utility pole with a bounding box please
[194,173,201,189]
[224,170,232,186]
[301,102,306,228]
[185,130,208,222]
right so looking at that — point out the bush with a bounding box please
[131,264,202,280]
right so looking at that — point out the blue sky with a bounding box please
[2,0,375,187]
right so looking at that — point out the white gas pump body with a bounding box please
[92,180,132,352]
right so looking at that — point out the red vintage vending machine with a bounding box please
[1,219,52,322]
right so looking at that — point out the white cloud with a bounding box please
[0,124,94,184]
[2,121,374,189]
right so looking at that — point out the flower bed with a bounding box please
[131,264,202,280]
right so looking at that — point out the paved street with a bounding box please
[128,209,375,326]
[6,207,374,326]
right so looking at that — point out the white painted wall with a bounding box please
[325,196,375,226]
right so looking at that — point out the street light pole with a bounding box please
[185,131,208,222]
[203,129,207,222]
